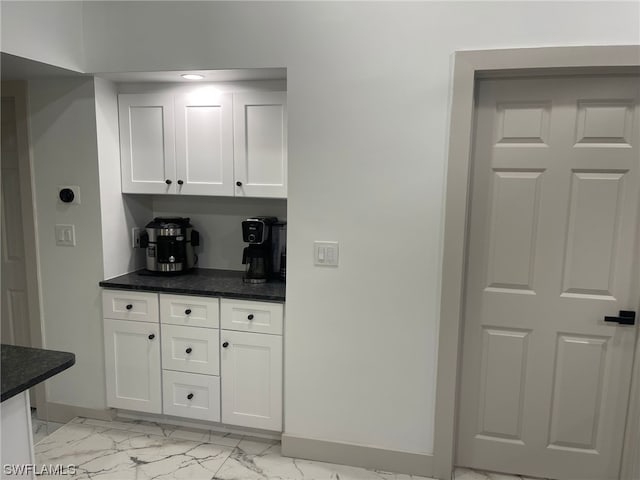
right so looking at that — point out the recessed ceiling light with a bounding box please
[181,74,204,80]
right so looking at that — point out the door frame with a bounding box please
[433,45,640,480]
[1,80,46,413]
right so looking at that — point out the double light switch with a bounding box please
[314,241,339,266]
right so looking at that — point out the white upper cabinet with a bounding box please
[233,92,288,198]
[118,90,287,198]
[174,93,234,196]
[119,94,176,194]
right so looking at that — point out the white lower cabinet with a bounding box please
[220,330,283,431]
[162,370,220,422]
[103,290,283,431]
[104,318,162,414]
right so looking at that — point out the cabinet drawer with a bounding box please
[161,324,219,375]
[220,299,283,335]
[102,290,158,323]
[160,294,219,328]
[162,370,220,422]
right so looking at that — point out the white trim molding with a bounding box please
[281,434,433,476]
[433,45,640,480]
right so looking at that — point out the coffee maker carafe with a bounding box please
[242,217,277,283]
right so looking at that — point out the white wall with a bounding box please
[3,0,638,457]
[78,1,640,455]
[0,1,84,72]
[27,77,106,409]
[94,77,151,279]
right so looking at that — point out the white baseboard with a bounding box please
[117,410,282,441]
[36,402,115,424]
[281,434,434,477]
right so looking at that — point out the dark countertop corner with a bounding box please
[99,268,285,302]
[1,344,75,402]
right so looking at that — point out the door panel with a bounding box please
[457,76,639,480]
[477,328,530,441]
[548,334,608,451]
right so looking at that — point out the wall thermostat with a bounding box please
[57,186,81,205]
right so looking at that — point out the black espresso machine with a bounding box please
[140,217,200,273]
[242,217,286,283]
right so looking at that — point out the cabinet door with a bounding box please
[220,330,283,431]
[233,92,287,198]
[119,94,176,194]
[104,319,161,413]
[175,93,234,196]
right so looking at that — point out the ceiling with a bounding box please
[1,53,85,80]
[1,53,286,83]
[96,68,286,83]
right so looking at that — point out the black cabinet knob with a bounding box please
[185,309,192,315]
[148,334,155,340]
[236,181,242,187]
[222,341,229,348]
[177,180,184,185]
[165,179,172,185]
[187,393,194,400]
[247,314,254,320]
[126,304,133,310]
[185,347,192,354]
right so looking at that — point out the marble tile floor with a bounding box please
[30,408,65,445]
[33,416,540,480]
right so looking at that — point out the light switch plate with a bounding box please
[314,241,339,267]
[55,224,76,246]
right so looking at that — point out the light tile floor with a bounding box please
[30,408,65,445]
[33,416,538,480]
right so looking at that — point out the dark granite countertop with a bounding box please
[99,268,285,302]
[1,344,75,402]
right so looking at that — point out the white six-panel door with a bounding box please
[174,93,234,195]
[457,76,639,480]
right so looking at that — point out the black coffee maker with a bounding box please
[242,217,277,283]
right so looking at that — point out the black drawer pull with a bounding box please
[187,393,194,400]
[148,334,155,340]
[247,314,254,320]
[126,304,133,310]
[222,341,229,348]
[185,309,192,315]
[185,347,192,354]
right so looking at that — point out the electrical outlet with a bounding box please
[132,228,143,248]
